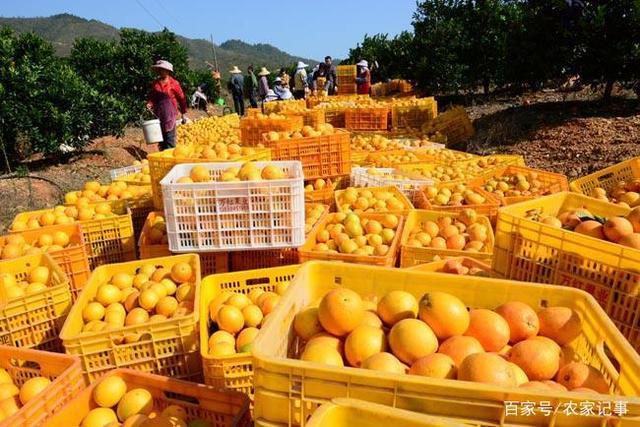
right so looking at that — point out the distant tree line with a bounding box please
[0,27,215,166]
[346,0,640,99]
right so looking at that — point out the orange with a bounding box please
[111,272,134,289]
[437,335,485,367]
[519,381,551,390]
[247,288,265,304]
[242,304,264,328]
[208,291,233,322]
[258,293,280,315]
[0,384,19,401]
[361,352,407,374]
[537,306,582,345]
[52,231,70,247]
[509,338,560,381]
[124,291,140,312]
[1,244,22,260]
[19,376,51,404]
[226,293,251,310]
[300,345,344,367]
[619,233,640,249]
[408,353,457,379]
[96,284,123,306]
[556,362,609,393]
[0,396,20,418]
[28,266,50,285]
[155,296,178,317]
[574,220,604,239]
[39,212,56,226]
[236,327,260,351]
[376,291,418,326]
[603,217,634,243]
[125,307,150,326]
[509,361,529,385]
[359,311,383,328]
[495,301,539,344]
[418,291,469,340]
[544,380,568,391]
[170,262,193,283]
[388,318,437,365]
[344,325,387,368]
[151,268,171,283]
[447,234,466,250]
[37,234,54,247]
[464,309,510,352]
[293,307,323,341]
[175,283,195,302]
[138,263,157,277]
[93,375,127,408]
[305,333,344,356]
[138,289,160,311]
[216,305,244,334]
[458,353,517,387]
[190,165,210,182]
[94,203,111,215]
[209,330,236,349]
[318,288,364,337]
[83,302,105,322]
[5,234,25,246]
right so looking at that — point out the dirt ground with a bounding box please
[1,93,639,233]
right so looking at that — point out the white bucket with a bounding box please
[142,119,163,144]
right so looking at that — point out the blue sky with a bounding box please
[0,0,417,60]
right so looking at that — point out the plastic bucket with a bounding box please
[142,119,163,144]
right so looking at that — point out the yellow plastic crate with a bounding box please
[304,175,350,209]
[304,398,468,427]
[0,345,85,427]
[199,265,298,396]
[0,223,90,301]
[334,186,413,214]
[492,192,640,353]
[400,209,494,267]
[252,261,640,427]
[406,256,497,278]
[570,157,640,196]
[391,98,438,130]
[148,147,271,210]
[138,211,172,259]
[59,254,202,382]
[45,368,251,427]
[298,212,404,267]
[12,200,136,270]
[414,185,501,225]
[0,253,72,352]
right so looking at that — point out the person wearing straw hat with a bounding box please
[293,61,309,99]
[227,65,245,116]
[355,59,371,95]
[274,77,293,100]
[257,67,271,102]
[146,59,188,150]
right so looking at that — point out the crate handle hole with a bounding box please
[9,358,40,371]
[597,172,615,182]
[600,341,621,378]
[539,299,549,308]
[164,390,199,406]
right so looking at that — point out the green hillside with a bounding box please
[0,13,317,73]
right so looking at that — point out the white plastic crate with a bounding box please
[350,167,434,203]
[160,161,305,252]
[109,164,142,181]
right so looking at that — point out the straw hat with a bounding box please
[274,77,282,83]
[356,60,369,68]
[296,61,308,69]
[151,59,174,72]
[229,66,242,74]
[258,67,271,76]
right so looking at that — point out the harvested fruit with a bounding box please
[304,177,341,192]
[420,184,492,207]
[114,159,151,184]
[588,179,640,208]
[208,284,288,356]
[0,372,51,422]
[0,265,53,300]
[481,168,564,201]
[364,151,422,167]
[336,187,409,213]
[80,261,196,335]
[404,210,491,253]
[11,201,121,231]
[176,113,240,146]
[304,204,328,234]
[177,162,288,183]
[265,123,335,141]
[0,229,77,259]
[306,212,401,257]
[350,133,405,152]
[64,181,151,205]
[428,257,492,276]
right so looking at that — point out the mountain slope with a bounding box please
[0,13,317,72]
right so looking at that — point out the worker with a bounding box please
[246,65,259,108]
[258,67,271,102]
[146,59,188,150]
[274,77,293,100]
[355,60,371,95]
[293,61,309,99]
[264,89,279,102]
[278,68,291,88]
[313,56,337,95]
[228,66,245,116]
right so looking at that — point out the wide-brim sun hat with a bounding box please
[229,66,242,74]
[356,60,369,68]
[151,59,174,72]
[274,77,282,83]
[296,61,308,69]
[258,67,270,76]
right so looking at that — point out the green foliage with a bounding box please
[0,28,127,164]
[345,32,414,82]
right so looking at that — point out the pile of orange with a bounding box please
[178,162,287,184]
[337,187,407,213]
[405,209,490,252]
[293,288,610,394]
[1,230,73,260]
[207,282,289,357]
[0,368,51,422]
[11,202,117,232]
[64,181,151,205]
[265,123,336,141]
[80,262,196,337]
[0,265,53,300]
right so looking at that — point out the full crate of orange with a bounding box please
[263,99,307,114]
[199,265,297,396]
[422,106,474,145]
[109,161,151,186]
[391,97,438,129]
[334,186,413,214]
[45,368,251,427]
[304,175,350,208]
[350,167,434,205]
[148,144,271,210]
[262,127,351,180]
[298,212,404,267]
[138,211,230,276]
[400,209,494,267]
[336,65,357,95]
[569,156,640,198]
[345,106,390,131]
[492,192,640,353]
[252,261,640,427]
[414,183,501,224]
[0,223,90,300]
[470,164,570,205]
[282,108,326,128]
[240,113,304,146]
[0,345,85,427]
[160,161,305,252]
[59,254,202,382]
[0,253,72,351]
[229,203,328,271]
